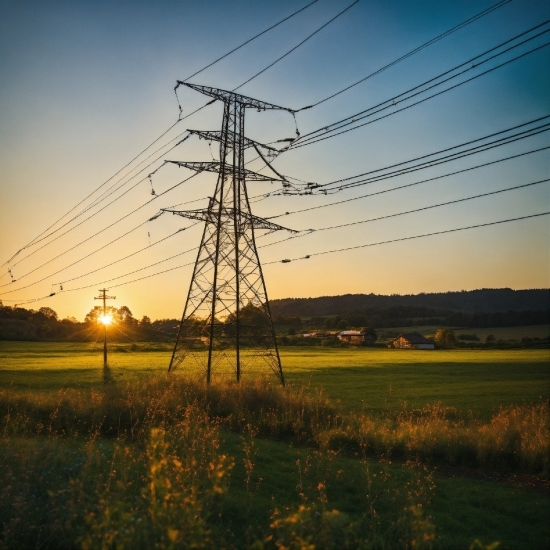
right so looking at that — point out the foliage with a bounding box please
[434,329,456,349]
[269,289,550,317]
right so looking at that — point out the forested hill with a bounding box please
[270,288,550,317]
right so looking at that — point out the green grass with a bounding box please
[220,433,550,550]
[1,341,549,548]
[2,342,548,417]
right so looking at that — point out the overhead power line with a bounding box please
[293,21,550,146]
[261,179,550,248]
[12,135,192,262]
[265,146,550,219]
[6,175,548,304]
[0,223,200,297]
[264,212,550,265]
[182,0,319,82]
[261,117,550,206]
[15,210,547,304]
[329,125,550,193]
[2,172,199,287]
[1,1,319,269]
[298,0,512,110]
[290,40,550,150]
[233,0,360,91]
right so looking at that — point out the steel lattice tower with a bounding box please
[164,83,296,385]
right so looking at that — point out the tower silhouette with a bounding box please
[165,83,296,384]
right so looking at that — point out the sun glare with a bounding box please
[99,315,112,326]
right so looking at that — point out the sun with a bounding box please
[99,315,113,326]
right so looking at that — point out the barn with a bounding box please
[388,333,434,349]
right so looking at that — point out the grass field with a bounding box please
[1,342,548,417]
[1,342,549,549]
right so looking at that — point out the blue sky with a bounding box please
[0,0,548,320]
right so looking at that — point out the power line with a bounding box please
[290,41,550,149]
[182,0,320,82]
[285,116,550,194]
[260,179,550,248]
[0,118,185,270]
[264,212,550,265]
[265,146,549,219]
[262,118,550,207]
[8,209,548,305]
[7,172,548,304]
[298,0,512,110]
[293,21,550,145]
[0,223,199,296]
[63,250,197,293]
[2,172,199,286]
[330,126,550,193]
[5,136,189,272]
[233,0,360,91]
[2,2,319,269]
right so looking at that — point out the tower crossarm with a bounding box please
[162,208,296,233]
[188,129,279,152]
[178,82,296,112]
[166,160,282,182]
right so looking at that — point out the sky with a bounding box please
[0,0,549,321]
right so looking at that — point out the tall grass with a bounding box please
[1,376,547,476]
[0,375,542,548]
[322,401,549,476]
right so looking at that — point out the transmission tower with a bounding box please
[164,83,296,385]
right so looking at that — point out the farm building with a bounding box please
[388,333,434,349]
[337,330,376,345]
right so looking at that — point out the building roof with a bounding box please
[395,333,432,344]
[339,330,362,336]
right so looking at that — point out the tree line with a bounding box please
[0,302,548,342]
[270,288,550,316]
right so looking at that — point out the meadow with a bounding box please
[1,342,549,549]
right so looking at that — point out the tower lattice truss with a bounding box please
[165,83,296,384]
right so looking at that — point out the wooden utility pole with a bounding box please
[95,288,115,370]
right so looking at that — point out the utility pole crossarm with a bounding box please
[188,129,280,152]
[166,160,282,181]
[178,82,296,113]
[162,207,297,233]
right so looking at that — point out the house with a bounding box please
[337,330,376,345]
[388,333,434,349]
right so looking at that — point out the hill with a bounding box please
[269,288,550,317]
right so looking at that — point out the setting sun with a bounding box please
[99,315,112,326]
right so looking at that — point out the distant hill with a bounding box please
[270,288,550,317]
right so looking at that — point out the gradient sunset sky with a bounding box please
[0,0,549,321]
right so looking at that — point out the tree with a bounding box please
[139,315,152,327]
[486,334,496,343]
[337,319,349,329]
[118,306,137,325]
[434,328,456,348]
[39,307,58,320]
